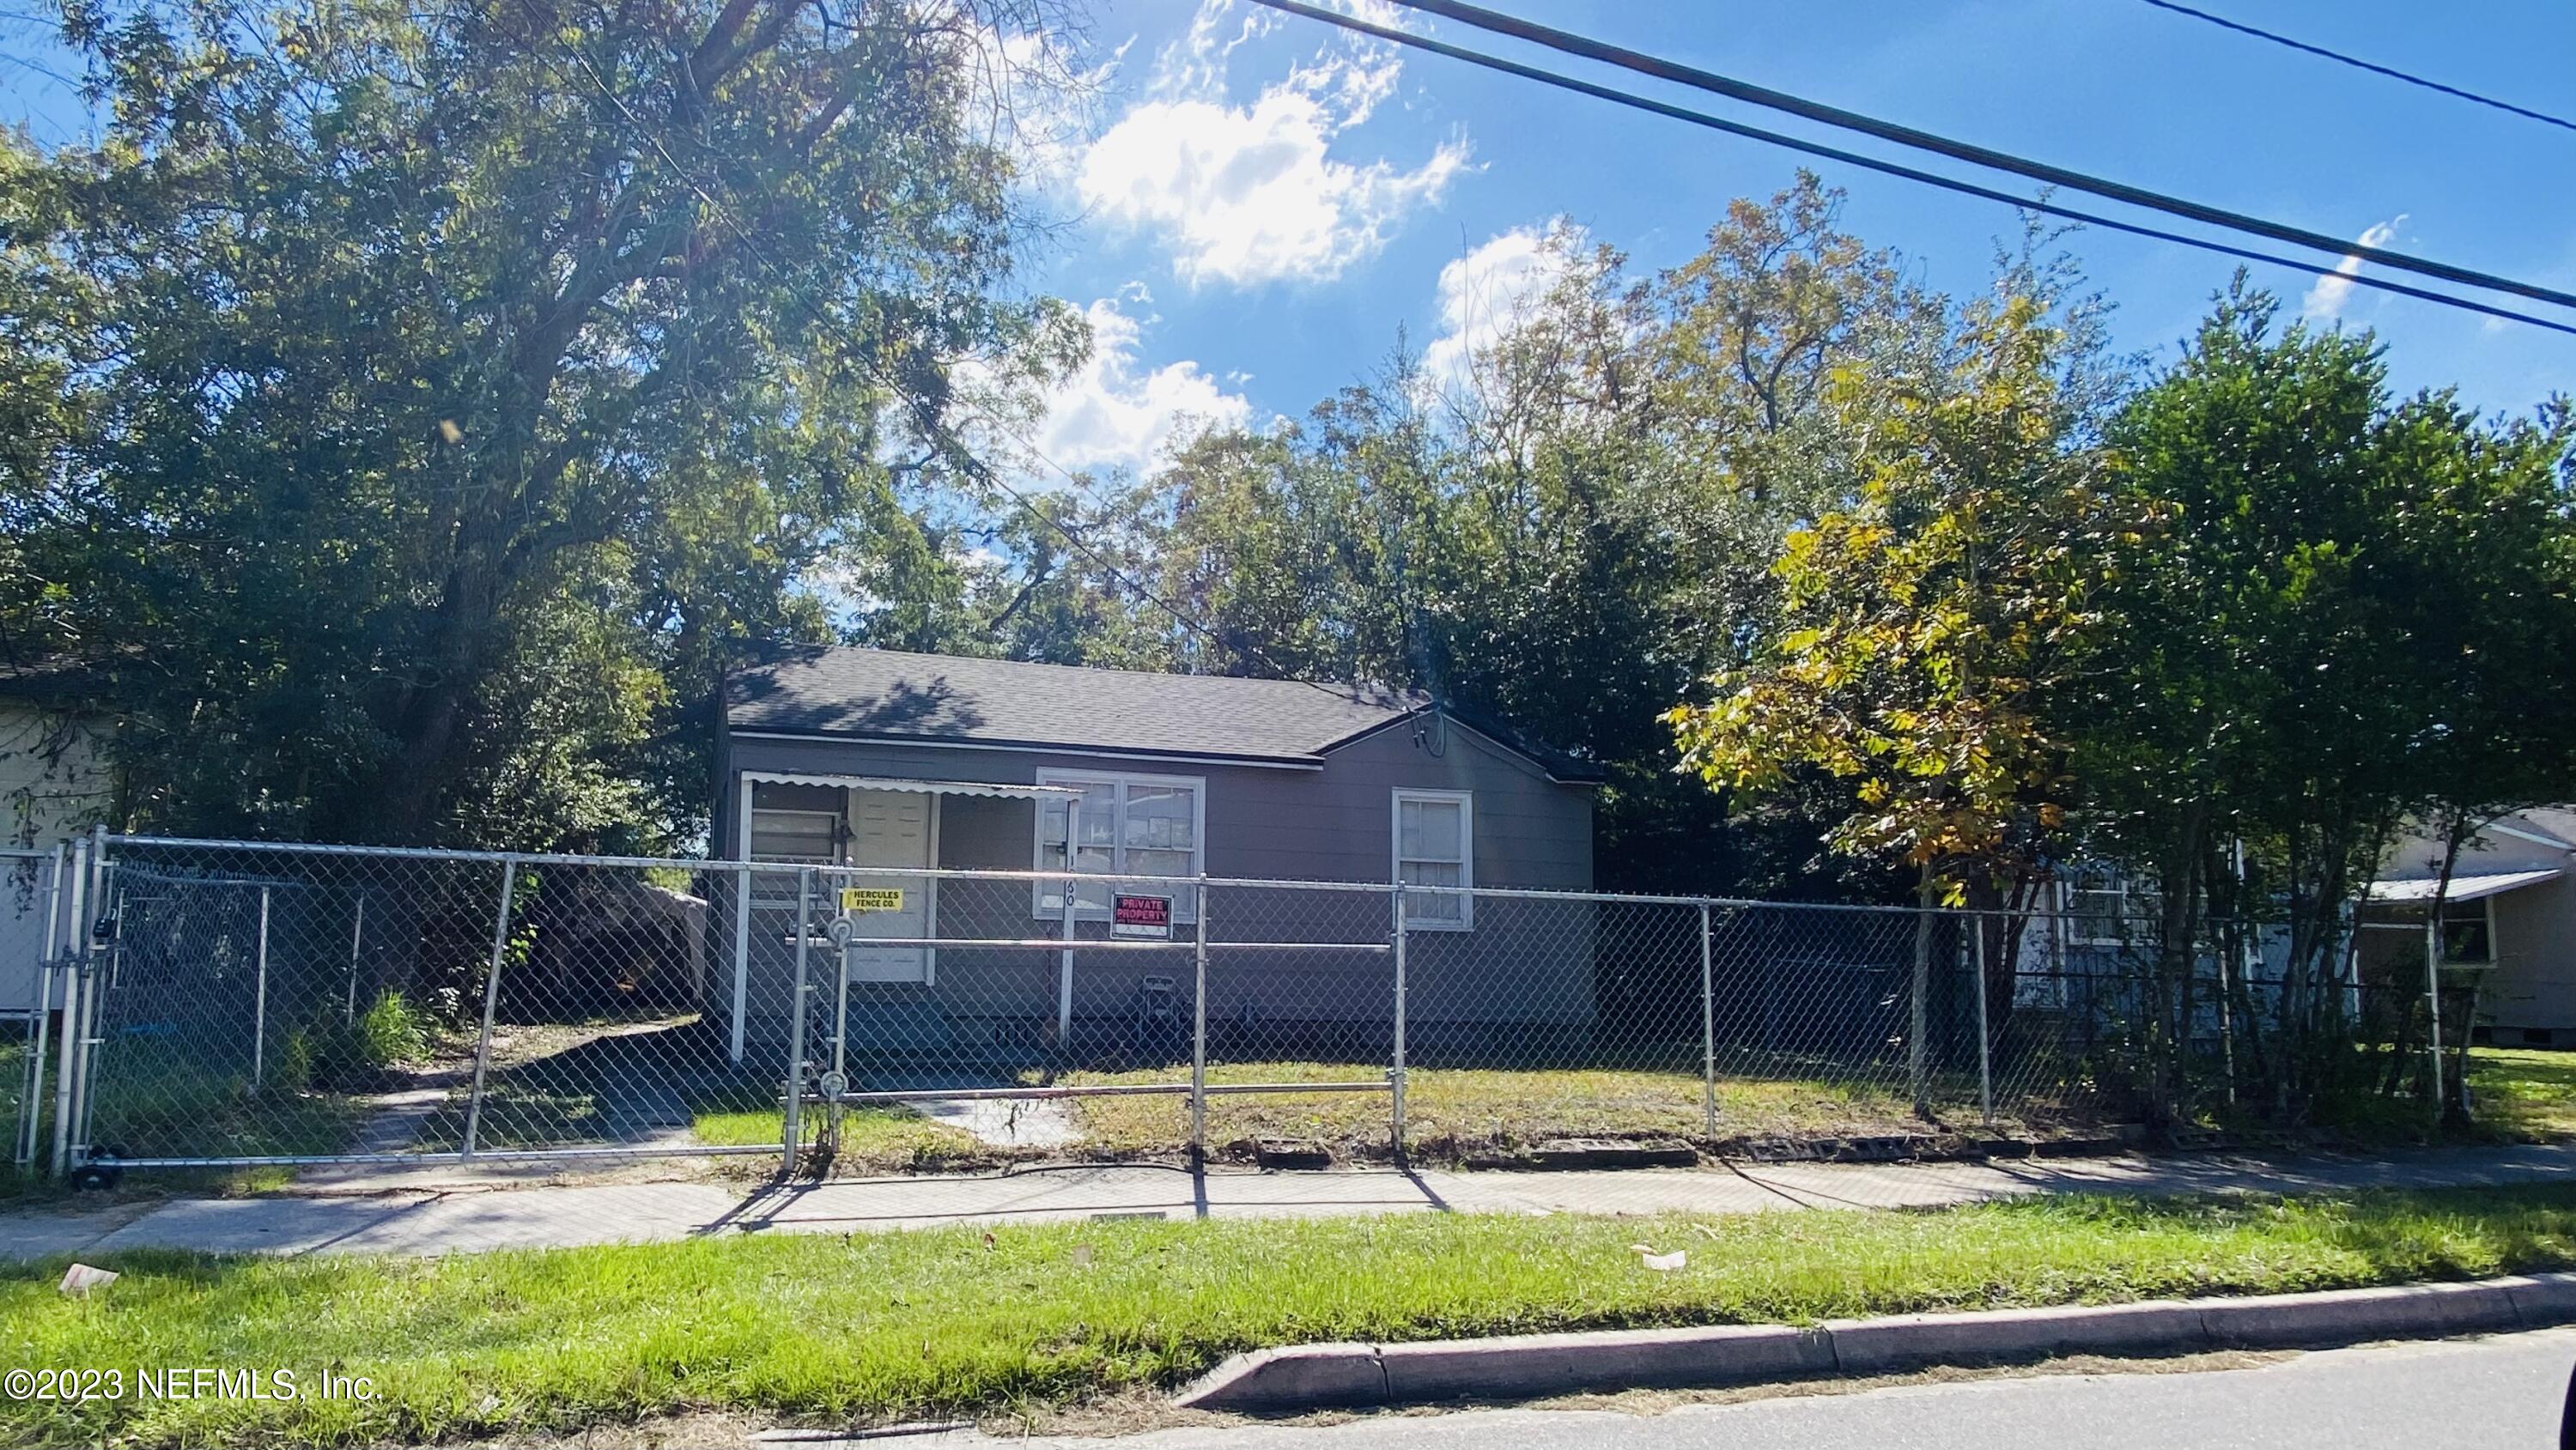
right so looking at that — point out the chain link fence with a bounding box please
[19,834,2275,1181]
[4,845,71,1177]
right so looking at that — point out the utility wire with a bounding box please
[1344,0,2576,317]
[2138,0,2576,136]
[1246,0,2576,338]
[513,9,1375,705]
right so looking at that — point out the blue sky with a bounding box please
[8,0,2571,482]
[1003,0,2576,477]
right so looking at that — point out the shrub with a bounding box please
[355,991,431,1069]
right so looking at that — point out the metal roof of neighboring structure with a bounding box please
[2366,869,2566,904]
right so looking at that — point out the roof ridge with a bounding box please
[758,641,1415,702]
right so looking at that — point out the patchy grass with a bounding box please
[2308,1046,2576,1148]
[10,1182,2576,1447]
[2467,1047,2576,1140]
[52,1036,372,1167]
[1059,1062,2070,1161]
[0,1028,35,1197]
[691,1100,993,1174]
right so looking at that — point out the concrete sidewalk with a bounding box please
[8,1141,2575,1262]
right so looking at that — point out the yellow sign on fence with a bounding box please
[839,888,904,913]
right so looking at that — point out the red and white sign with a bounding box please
[1111,893,1172,940]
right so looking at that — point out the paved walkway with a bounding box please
[8,1142,2574,1262]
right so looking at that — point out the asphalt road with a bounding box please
[1004,1329,2576,1450]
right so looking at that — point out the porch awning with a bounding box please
[740,770,1084,800]
[2366,868,2564,904]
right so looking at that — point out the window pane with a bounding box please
[1130,847,1194,920]
[1405,887,1462,922]
[1400,859,1462,889]
[1074,781,1117,848]
[750,811,835,865]
[2442,901,2492,963]
[1127,784,1195,852]
[1400,798,1461,860]
[1038,774,1202,916]
[1130,846,1191,879]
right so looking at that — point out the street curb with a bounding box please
[1172,1271,2576,1412]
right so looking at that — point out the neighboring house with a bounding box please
[0,658,115,1014]
[2365,808,2576,1048]
[709,645,1601,1064]
[2021,808,2576,1050]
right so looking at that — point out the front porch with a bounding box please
[719,771,1220,1067]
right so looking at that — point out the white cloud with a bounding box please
[1421,220,1584,387]
[1028,285,1253,475]
[1075,0,1468,287]
[2305,215,2407,321]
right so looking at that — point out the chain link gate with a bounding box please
[777,867,1400,1174]
[34,832,2253,1183]
[4,843,70,1175]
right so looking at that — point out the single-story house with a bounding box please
[709,645,1601,1065]
[2364,807,2576,1047]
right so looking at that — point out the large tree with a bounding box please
[0,0,1083,847]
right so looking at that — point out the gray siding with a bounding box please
[709,720,1595,1061]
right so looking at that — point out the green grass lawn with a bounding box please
[52,1039,373,1165]
[9,1181,2576,1447]
[2468,1047,2576,1139]
[2306,1046,2576,1147]
[1059,1061,2071,1162]
[692,1098,994,1173]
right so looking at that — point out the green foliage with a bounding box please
[276,990,430,1095]
[0,0,1082,849]
[1666,289,2154,898]
[352,990,432,1070]
[2085,281,2576,1118]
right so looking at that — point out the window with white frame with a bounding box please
[1031,771,1203,920]
[749,808,839,865]
[1393,789,1473,931]
[2439,896,2495,964]
[2064,861,2158,946]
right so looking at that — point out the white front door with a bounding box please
[842,789,934,984]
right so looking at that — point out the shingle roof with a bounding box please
[724,645,1597,780]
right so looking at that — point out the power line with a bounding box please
[2138,0,2576,136]
[1244,0,2576,338]
[511,9,1369,702]
[1346,0,2576,317]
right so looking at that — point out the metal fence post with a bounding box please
[460,860,515,1160]
[17,963,50,1169]
[830,878,851,1086]
[67,831,109,1170]
[783,867,812,1176]
[252,886,271,1089]
[16,845,64,1168]
[1909,869,1933,1119]
[729,860,752,1065]
[1191,876,1210,1157]
[1056,798,1080,1047]
[2423,905,2445,1125]
[1973,914,1993,1128]
[49,838,88,1178]
[1700,900,1716,1143]
[1389,883,1408,1158]
[344,891,366,1025]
